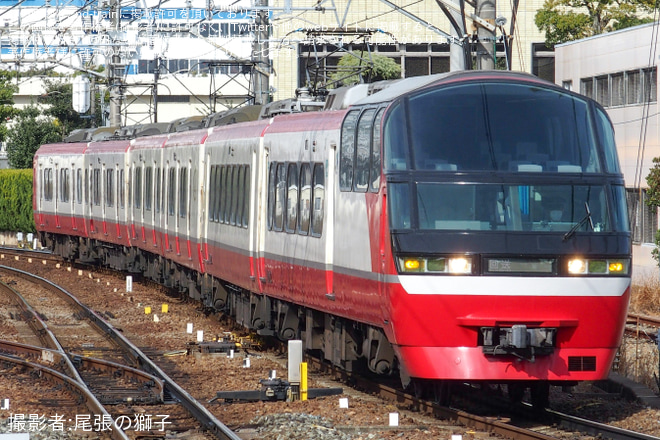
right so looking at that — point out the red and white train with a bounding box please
[33,70,632,406]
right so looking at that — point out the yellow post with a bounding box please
[145,306,152,314]
[300,362,308,401]
[162,304,169,313]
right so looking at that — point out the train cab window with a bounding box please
[340,110,359,191]
[286,163,299,232]
[370,109,384,192]
[76,169,83,204]
[119,169,125,209]
[298,163,311,235]
[179,167,188,218]
[145,166,153,211]
[355,109,376,192]
[92,168,101,206]
[388,182,411,229]
[268,163,276,230]
[274,163,286,231]
[311,163,325,236]
[595,108,620,173]
[383,103,409,171]
[167,168,176,216]
[242,165,250,228]
[105,169,114,207]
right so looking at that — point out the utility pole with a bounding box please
[251,0,270,105]
[108,0,123,127]
[475,0,496,70]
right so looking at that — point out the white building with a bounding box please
[556,23,660,282]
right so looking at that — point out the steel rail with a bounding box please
[0,265,242,440]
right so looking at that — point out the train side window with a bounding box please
[119,169,125,209]
[134,167,142,210]
[274,163,286,231]
[47,168,53,201]
[286,163,298,233]
[179,167,188,218]
[267,163,276,230]
[167,167,176,216]
[355,109,376,192]
[60,168,70,203]
[223,166,233,224]
[145,166,153,211]
[298,163,311,235]
[154,168,160,213]
[370,108,385,192]
[230,165,239,225]
[311,163,324,236]
[217,166,225,223]
[93,168,101,206]
[105,169,114,207]
[76,169,82,204]
[235,165,245,227]
[209,165,217,222]
[83,169,88,205]
[242,165,250,228]
[340,110,359,191]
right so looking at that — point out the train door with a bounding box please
[73,165,83,232]
[251,141,266,293]
[325,141,337,299]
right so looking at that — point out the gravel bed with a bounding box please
[1,255,660,440]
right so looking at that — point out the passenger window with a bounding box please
[298,163,311,235]
[145,167,153,211]
[179,167,188,218]
[370,108,384,192]
[105,169,113,207]
[242,165,250,228]
[340,110,359,191]
[119,169,125,209]
[223,166,233,224]
[76,168,82,204]
[286,163,298,233]
[311,164,324,236]
[209,165,217,222]
[274,163,286,231]
[230,165,239,225]
[268,163,276,230]
[167,167,176,216]
[134,167,142,210]
[154,168,160,213]
[93,168,101,206]
[355,109,375,192]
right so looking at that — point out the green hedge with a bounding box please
[0,169,36,233]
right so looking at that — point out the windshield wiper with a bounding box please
[563,202,594,241]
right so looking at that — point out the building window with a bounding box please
[627,189,657,244]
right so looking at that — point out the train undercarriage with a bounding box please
[42,231,555,409]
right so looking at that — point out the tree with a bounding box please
[535,0,655,46]
[38,79,96,138]
[646,157,660,264]
[0,70,18,142]
[329,52,401,87]
[6,106,62,169]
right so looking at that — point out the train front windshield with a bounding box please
[384,81,629,234]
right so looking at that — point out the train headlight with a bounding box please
[447,257,471,274]
[567,258,629,275]
[397,256,472,274]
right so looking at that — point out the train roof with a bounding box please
[353,70,556,106]
[34,142,88,157]
[86,139,132,153]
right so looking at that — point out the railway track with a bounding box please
[0,264,241,440]
[1,246,658,440]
